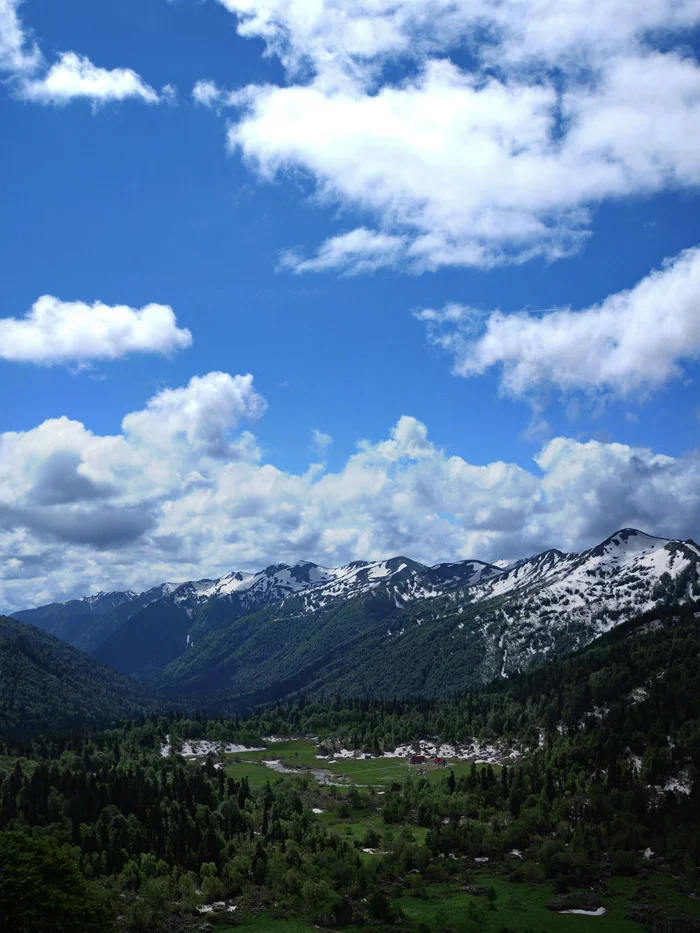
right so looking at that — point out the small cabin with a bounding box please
[410,754,426,764]
[434,756,446,766]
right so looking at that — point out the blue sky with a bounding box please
[1,0,699,608]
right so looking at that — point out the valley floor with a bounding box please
[215,872,700,932]
[205,737,501,788]
[171,737,699,932]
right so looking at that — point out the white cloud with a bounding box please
[311,428,333,455]
[418,246,700,398]
[0,4,168,106]
[192,79,223,108]
[122,372,266,456]
[216,0,700,72]
[0,0,40,72]
[206,0,700,270]
[282,227,407,273]
[19,52,163,105]
[1,374,699,609]
[0,296,192,364]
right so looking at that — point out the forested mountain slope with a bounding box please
[159,529,700,703]
[92,556,499,679]
[11,582,177,654]
[0,616,154,733]
[3,608,695,932]
[8,529,700,709]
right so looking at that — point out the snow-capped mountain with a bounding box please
[104,554,501,626]
[153,528,699,700]
[463,529,698,618]
[10,582,178,653]
[427,528,700,680]
[12,528,699,699]
[85,554,501,678]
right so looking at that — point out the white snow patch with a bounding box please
[662,776,692,795]
[559,908,607,917]
[628,686,649,703]
[197,902,237,915]
[161,740,265,758]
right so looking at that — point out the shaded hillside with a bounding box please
[0,616,155,734]
[157,530,700,704]
[11,584,176,654]
[9,529,700,710]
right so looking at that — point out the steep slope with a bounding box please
[0,616,154,733]
[11,583,176,654]
[11,528,699,706]
[92,556,499,679]
[310,529,700,697]
[158,528,700,702]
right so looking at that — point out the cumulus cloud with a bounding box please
[418,246,700,398]
[0,4,168,106]
[204,0,700,270]
[1,373,698,610]
[122,372,267,456]
[18,52,164,105]
[216,0,700,75]
[0,296,192,365]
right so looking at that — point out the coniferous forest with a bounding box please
[1,605,700,932]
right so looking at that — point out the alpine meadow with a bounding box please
[1,2,700,933]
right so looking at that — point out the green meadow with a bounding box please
[219,874,700,932]
[221,736,500,789]
[204,738,699,933]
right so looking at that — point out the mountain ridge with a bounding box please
[8,528,700,706]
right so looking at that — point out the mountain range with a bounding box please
[9,528,700,706]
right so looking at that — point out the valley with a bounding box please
[7,528,700,708]
[4,604,700,932]
[2,530,699,932]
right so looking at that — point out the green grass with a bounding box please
[606,875,700,919]
[239,739,320,766]
[220,920,318,932]
[223,759,285,787]
[219,873,697,933]
[221,737,501,791]
[396,875,644,932]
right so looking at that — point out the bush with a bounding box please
[612,849,639,876]
[0,831,112,933]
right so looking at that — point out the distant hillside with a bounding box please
[9,528,700,709]
[0,616,154,734]
[88,556,497,679]
[158,528,700,703]
[11,583,177,654]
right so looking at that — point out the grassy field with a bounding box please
[396,876,641,932]
[213,873,700,932]
[198,739,698,932]
[220,737,500,790]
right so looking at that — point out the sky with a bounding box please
[0,0,699,610]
